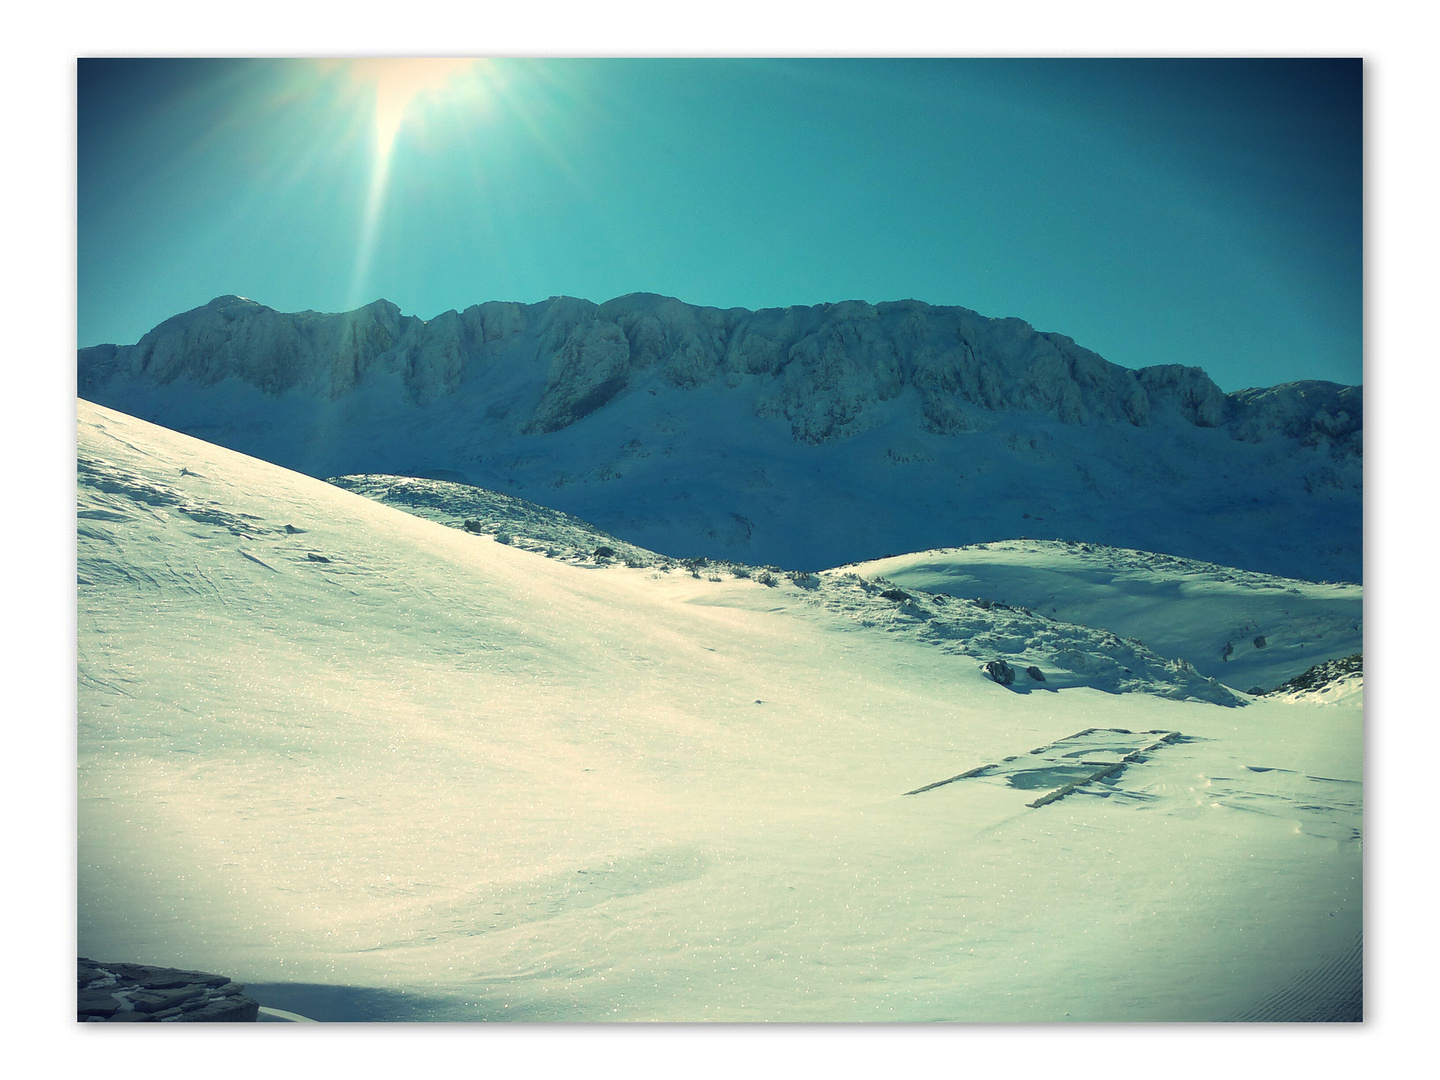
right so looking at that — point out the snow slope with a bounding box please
[77,400,1362,1021]
[78,293,1362,583]
[848,542,1362,690]
[326,474,1245,705]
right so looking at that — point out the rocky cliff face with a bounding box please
[78,293,1363,581]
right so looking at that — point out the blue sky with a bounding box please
[78,57,1361,391]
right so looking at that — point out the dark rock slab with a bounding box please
[78,958,259,1023]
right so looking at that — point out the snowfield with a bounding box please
[846,543,1362,692]
[77,400,1362,1021]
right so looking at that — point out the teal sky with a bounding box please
[78,58,1361,391]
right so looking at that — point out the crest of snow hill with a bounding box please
[78,293,1362,582]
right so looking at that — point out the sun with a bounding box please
[343,58,484,158]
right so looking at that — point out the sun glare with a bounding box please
[333,58,485,311]
[346,58,483,158]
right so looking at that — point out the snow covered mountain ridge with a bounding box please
[79,292,1360,447]
[78,293,1362,582]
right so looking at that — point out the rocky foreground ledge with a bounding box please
[78,958,259,1022]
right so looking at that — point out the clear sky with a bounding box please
[78,57,1361,391]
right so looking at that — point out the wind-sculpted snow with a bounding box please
[76,400,1362,1021]
[79,293,1362,583]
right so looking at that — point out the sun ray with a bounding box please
[346,146,395,312]
[338,59,484,309]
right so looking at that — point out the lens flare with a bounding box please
[336,59,484,309]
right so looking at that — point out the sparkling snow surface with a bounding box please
[77,401,1362,1022]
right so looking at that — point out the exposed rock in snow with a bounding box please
[985,659,1017,685]
[328,473,668,568]
[1136,364,1230,427]
[1267,653,1363,703]
[78,958,259,1022]
[527,317,634,433]
[601,292,737,389]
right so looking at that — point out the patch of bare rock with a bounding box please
[78,958,259,1022]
